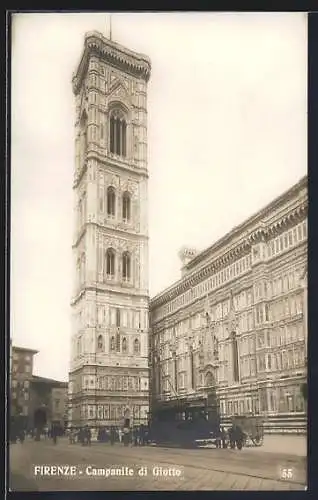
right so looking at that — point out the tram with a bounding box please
[148,394,220,448]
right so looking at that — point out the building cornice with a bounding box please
[150,197,307,310]
[72,31,151,95]
[71,285,149,307]
[187,177,307,271]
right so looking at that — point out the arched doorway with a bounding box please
[34,408,47,429]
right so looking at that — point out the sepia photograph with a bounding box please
[9,11,307,491]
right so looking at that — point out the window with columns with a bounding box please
[97,335,103,352]
[106,248,115,277]
[122,252,131,281]
[122,337,127,353]
[205,371,214,387]
[122,191,131,221]
[109,109,127,157]
[110,336,115,351]
[107,186,116,216]
[134,338,140,354]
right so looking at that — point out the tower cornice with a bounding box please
[72,31,151,95]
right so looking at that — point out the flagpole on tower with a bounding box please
[109,14,112,41]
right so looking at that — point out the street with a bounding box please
[10,435,307,491]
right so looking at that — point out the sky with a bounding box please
[11,12,307,381]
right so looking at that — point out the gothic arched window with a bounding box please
[97,335,103,352]
[122,337,127,353]
[122,252,131,281]
[110,336,115,351]
[205,371,214,387]
[107,186,116,216]
[106,248,115,277]
[110,109,127,157]
[122,192,131,221]
[134,338,140,354]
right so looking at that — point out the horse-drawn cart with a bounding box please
[232,415,264,447]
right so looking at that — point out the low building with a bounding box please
[29,376,68,431]
[10,345,39,423]
[150,176,307,434]
[10,344,68,431]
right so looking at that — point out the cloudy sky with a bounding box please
[11,12,307,381]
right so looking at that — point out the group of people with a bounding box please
[68,425,91,445]
[67,424,150,447]
[214,424,245,450]
[10,424,65,445]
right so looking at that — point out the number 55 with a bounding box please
[281,468,293,480]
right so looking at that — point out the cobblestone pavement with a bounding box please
[9,438,307,491]
[242,435,307,457]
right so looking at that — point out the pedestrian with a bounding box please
[69,427,76,444]
[19,429,25,444]
[228,425,235,449]
[51,425,58,445]
[86,425,91,446]
[78,427,84,445]
[110,426,115,446]
[140,425,145,446]
[215,426,222,449]
[235,425,244,451]
[134,427,139,446]
[118,428,123,443]
[221,427,227,449]
[123,426,129,446]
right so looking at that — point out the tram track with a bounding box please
[57,442,306,488]
[10,440,306,491]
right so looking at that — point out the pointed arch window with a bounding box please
[122,252,131,281]
[97,335,103,352]
[122,337,127,353]
[110,336,115,351]
[205,371,214,387]
[106,248,115,277]
[107,186,116,216]
[110,109,127,157]
[122,192,131,221]
[134,338,140,355]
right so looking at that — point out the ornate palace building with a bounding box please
[68,32,151,429]
[150,177,307,433]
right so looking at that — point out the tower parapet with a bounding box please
[178,246,198,276]
[72,31,151,95]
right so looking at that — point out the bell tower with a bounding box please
[68,31,151,430]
